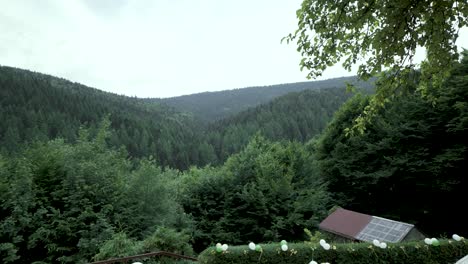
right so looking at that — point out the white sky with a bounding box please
[1,0,467,98]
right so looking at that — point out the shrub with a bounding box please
[142,227,193,256]
[93,232,142,261]
[198,239,468,264]
[93,228,194,264]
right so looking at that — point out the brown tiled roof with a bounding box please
[319,208,372,240]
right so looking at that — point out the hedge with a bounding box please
[198,239,468,264]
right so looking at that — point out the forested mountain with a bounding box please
[0,66,207,169]
[156,77,372,122]
[1,53,467,264]
[0,66,369,262]
[0,66,366,168]
[182,54,468,252]
[204,86,373,162]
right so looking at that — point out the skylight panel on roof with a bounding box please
[355,216,413,243]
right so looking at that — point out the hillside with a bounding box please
[0,66,368,168]
[0,66,206,169]
[1,57,467,263]
[204,86,373,162]
[156,77,373,122]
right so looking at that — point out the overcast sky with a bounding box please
[1,1,467,98]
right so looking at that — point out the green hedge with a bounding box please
[198,240,468,264]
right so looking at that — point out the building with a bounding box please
[318,208,424,243]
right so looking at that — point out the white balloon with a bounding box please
[221,244,228,251]
[281,244,288,251]
[323,243,331,250]
[216,243,222,248]
[424,238,432,245]
[372,239,380,247]
[380,242,387,249]
[132,262,143,264]
[319,239,326,246]
[453,234,462,241]
[309,261,318,264]
[431,238,438,244]
[249,242,256,250]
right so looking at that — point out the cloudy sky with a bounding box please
[1,1,467,98]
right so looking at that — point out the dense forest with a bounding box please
[0,66,207,169]
[0,66,360,169]
[1,52,467,263]
[204,86,372,162]
[154,77,372,122]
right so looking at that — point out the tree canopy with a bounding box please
[0,121,191,263]
[314,51,468,235]
[287,0,467,80]
[180,136,331,252]
[285,0,468,131]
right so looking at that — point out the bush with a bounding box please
[93,232,142,261]
[198,239,468,264]
[93,228,194,264]
[142,227,193,256]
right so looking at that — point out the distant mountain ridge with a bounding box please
[0,65,372,169]
[155,76,372,122]
[204,85,374,161]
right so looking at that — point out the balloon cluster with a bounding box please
[319,239,331,250]
[217,234,465,261]
[423,234,464,246]
[372,239,387,249]
[248,242,262,252]
[215,243,228,253]
[424,238,440,246]
[307,239,332,264]
[280,240,288,251]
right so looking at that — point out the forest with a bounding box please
[0,66,370,169]
[0,50,466,263]
[1,0,467,262]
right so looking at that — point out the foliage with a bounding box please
[304,229,328,245]
[198,239,468,264]
[1,45,468,264]
[157,77,368,122]
[206,86,373,162]
[285,0,468,131]
[122,161,185,238]
[286,0,467,83]
[94,228,193,263]
[0,66,369,169]
[0,122,189,263]
[0,66,208,170]
[314,52,468,235]
[180,136,332,252]
[93,233,142,261]
[142,227,193,256]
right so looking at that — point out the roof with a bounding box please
[319,208,415,243]
[319,208,372,240]
[456,255,468,264]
